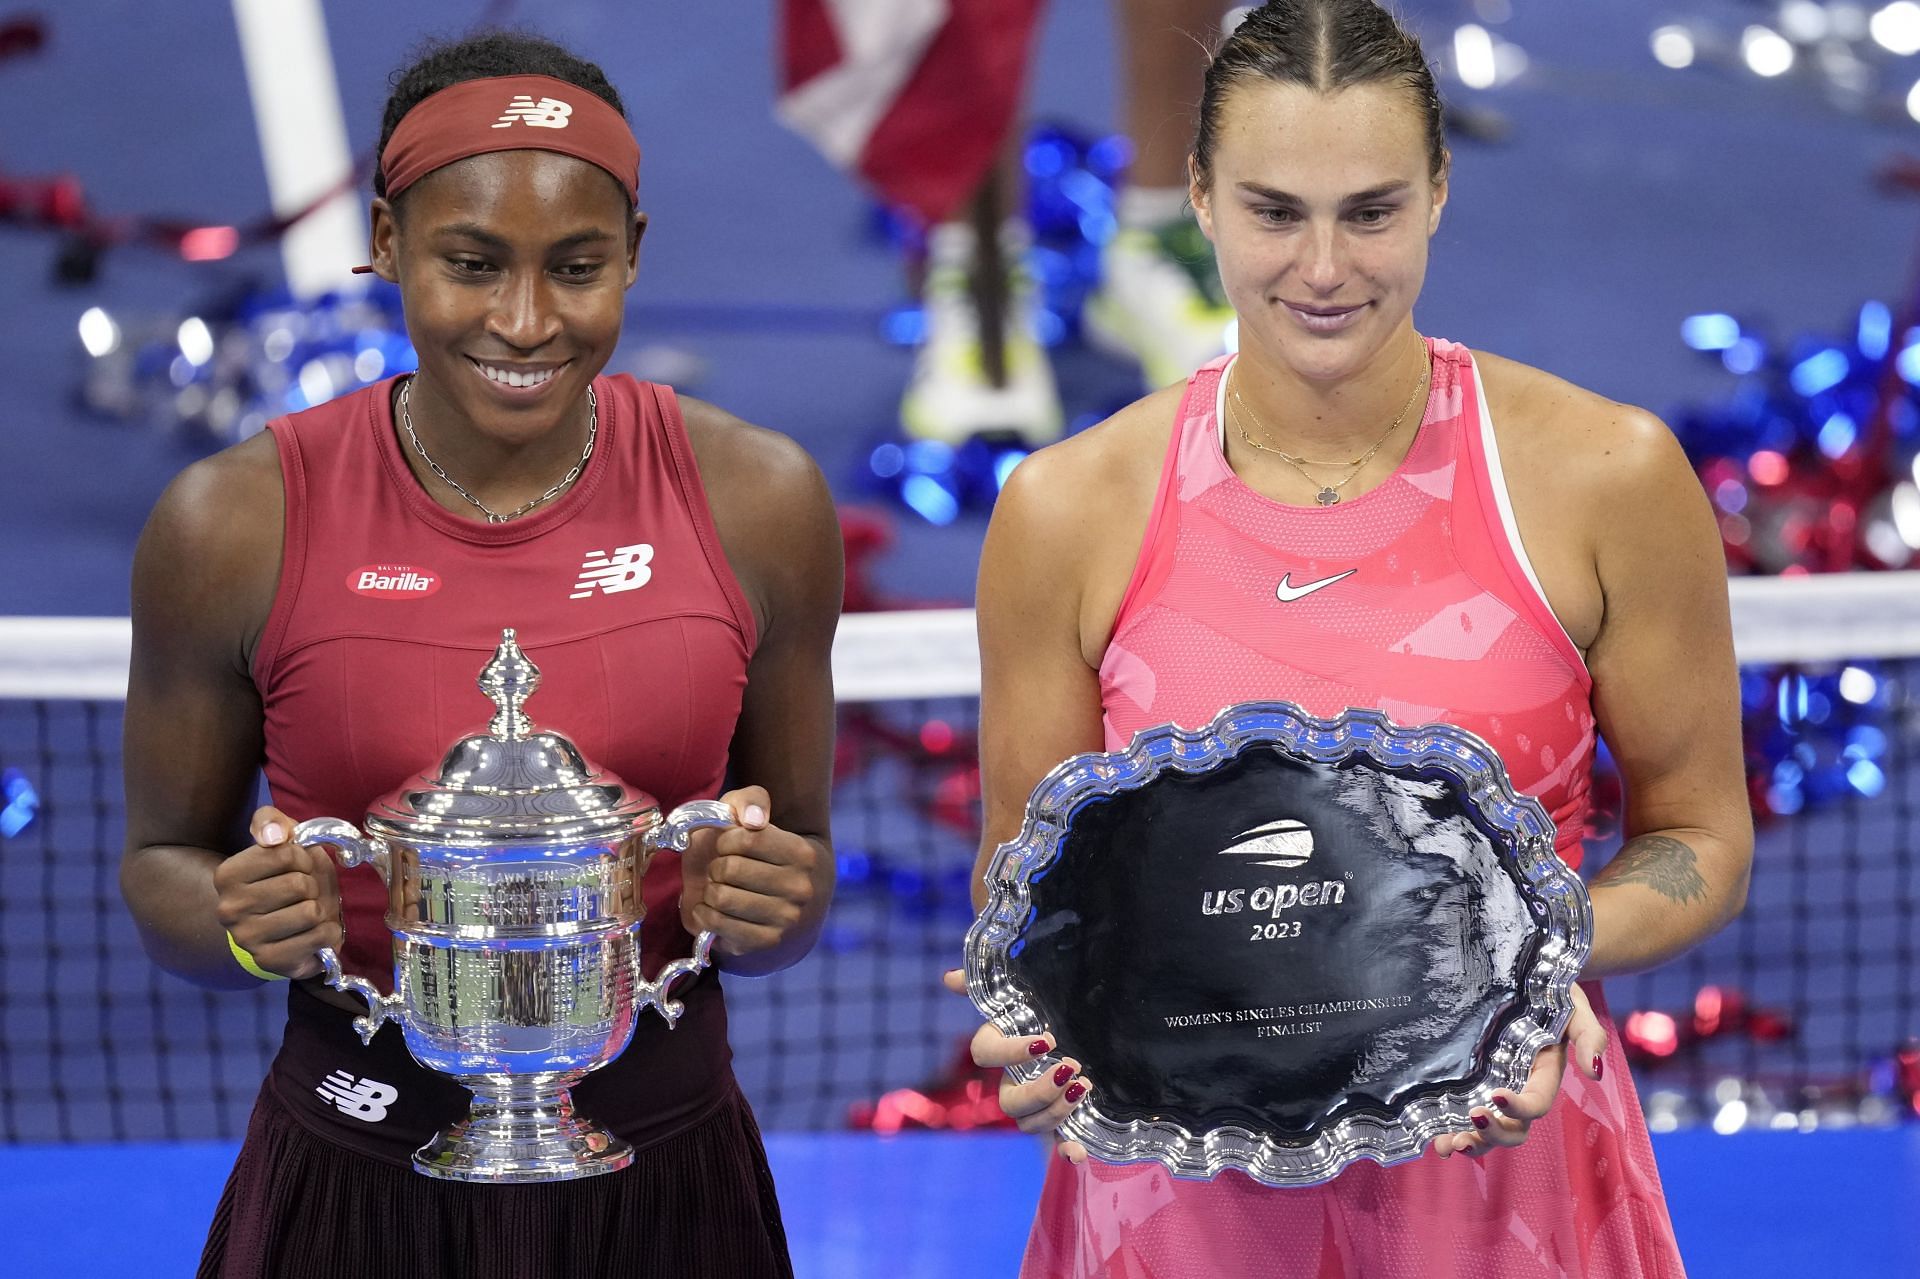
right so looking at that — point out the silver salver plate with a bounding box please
[964,701,1592,1188]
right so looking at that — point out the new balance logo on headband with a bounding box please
[493,95,574,130]
[315,1070,398,1123]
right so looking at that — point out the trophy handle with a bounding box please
[644,799,736,853]
[292,817,389,882]
[292,818,404,1045]
[636,929,717,1029]
[315,945,405,1045]
[635,799,736,1026]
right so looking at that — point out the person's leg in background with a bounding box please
[900,146,1062,447]
[901,0,1235,448]
[1085,0,1237,390]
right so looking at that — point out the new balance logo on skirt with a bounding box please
[572,544,653,599]
[494,95,573,129]
[315,1070,397,1122]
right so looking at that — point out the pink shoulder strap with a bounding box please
[1105,357,1233,641]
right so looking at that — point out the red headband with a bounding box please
[378,73,639,205]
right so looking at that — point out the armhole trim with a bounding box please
[651,383,760,655]
[250,417,306,694]
[1465,361,1590,687]
[1214,359,1230,451]
[1102,366,1218,656]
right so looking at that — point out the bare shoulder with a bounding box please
[675,394,834,537]
[675,394,839,637]
[993,381,1183,554]
[1472,349,1698,518]
[134,430,284,669]
[147,429,281,532]
[677,393,825,496]
[139,432,283,583]
[987,382,1185,660]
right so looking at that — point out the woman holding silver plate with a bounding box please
[953,1,1753,1274]
[119,31,839,1279]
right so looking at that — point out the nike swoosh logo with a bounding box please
[1275,569,1356,602]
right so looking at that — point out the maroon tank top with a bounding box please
[249,375,755,1152]
[255,373,754,986]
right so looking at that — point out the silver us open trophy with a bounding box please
[966,701,1592,1188]
[291,628,735,1183]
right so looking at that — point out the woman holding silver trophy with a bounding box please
[956,1,1754,1275]
[119,31,839,1279]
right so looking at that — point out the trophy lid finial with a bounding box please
[366,625,663,844]
[479,628,541,740]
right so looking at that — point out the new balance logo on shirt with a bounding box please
[494,95,573,130]
[315,1070,398,1122]
[571,544,654,599]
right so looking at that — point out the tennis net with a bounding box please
[2,576,1917,1140]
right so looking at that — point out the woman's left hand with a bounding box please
[1431,982,1608,1159]
[680,785,823,963]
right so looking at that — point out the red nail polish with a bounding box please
[1490,1094,1511,1113]
[1593,1053,1605,1080]
[1064,1082,1087,1104]
[1028,1039,1050,1057]
[1052,1064,1076,1087]
[1472,1113,1489,1130]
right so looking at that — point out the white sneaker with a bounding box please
[1084,222,1237,389]
[899,229,1064,448]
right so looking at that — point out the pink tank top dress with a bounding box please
[1020,340,1685,1278]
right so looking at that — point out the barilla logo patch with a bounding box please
[348,564,442,598]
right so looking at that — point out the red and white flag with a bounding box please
[778,0,1046,226]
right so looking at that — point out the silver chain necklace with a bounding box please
[398,375,596,524]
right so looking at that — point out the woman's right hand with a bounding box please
[211,806,343,981]
[943,969,1093,1162]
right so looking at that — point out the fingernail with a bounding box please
[262,823,286,845]
[1472,1113,1489,1130]
[1490,1095,1511,1113]
[743,805,766,828]
[1052,1064,1076,1087]
[1064,1082,1087,1104]
[1593,1053,1605,1080]
[1028,1039,1050,1057]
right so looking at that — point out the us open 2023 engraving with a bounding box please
[965,703,1591,1188]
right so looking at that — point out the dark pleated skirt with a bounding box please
[198,1080,792,1279]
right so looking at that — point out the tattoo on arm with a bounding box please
[1596,835,1708,905]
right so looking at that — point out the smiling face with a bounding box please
[369,148,642,454]
[1192,79,1447,387]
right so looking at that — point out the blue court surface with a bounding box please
[5,1128,1915,1276]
